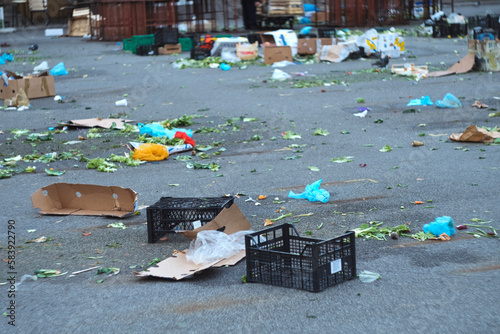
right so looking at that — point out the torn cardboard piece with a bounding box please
[63,118,134,129]
[427,53,475,77]
[319,45,350,63]
[136,203,251,280]
[31,183,138,218]
[449,125,500,143]
[263,46,293,65]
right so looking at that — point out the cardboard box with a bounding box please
[0,71,55,100]
[236,42,259,60]
[262,30,298,55]
[297,38,317,55]
[467,39,500,72]
[263,45,293,65]
[311,12,326,23]
[136,203,252,280]
[31,183,138,218]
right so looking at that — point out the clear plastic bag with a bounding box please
[185,230,252,265]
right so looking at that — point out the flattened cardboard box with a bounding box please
[263,46,293,65]
[0,70,56,100]
[32,183,138,218]
[136,203,251,280]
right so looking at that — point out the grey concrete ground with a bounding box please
[0,9,499,334]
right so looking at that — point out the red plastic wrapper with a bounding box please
[175,131,195,146]
[457,225,467,230]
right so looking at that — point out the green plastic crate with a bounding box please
[123,38,134,52]
[122,35,156,54]
[214,34,232,38]
[179,37,193,51]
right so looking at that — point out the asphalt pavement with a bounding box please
[0,14,499,334]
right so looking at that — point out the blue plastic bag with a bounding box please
[407,95,433,106]
[220,63,231,71]
[436,93,462,108]
[423,216,456,237]
[300,26,312,35]
[138,123,193,138]
[288,179,330,203]
[50,62,69,76]
[1,53,14,62]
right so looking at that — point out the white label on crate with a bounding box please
[330,259,342,274]
[192,220,202,229]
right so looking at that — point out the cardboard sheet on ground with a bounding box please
[63,118,134,129]
[450,125,500,143]
[427,54,475,77]
[31,183,138,218]
[136,203,251,280]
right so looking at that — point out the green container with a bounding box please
[214,34,232,38]
[179,37,193,51]
[123,38,134,52]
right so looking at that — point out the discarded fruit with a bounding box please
[457,225,467,230]
[258,195,267,200]
[414,201,423,204]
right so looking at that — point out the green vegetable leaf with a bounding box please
[379,145,392,152]
[282,131,301,140]
[45,168,65,176]
[308,166,320,171]
[313,128,329,136]
[330,156,353,163]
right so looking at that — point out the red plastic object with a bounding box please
[175,131,195,146]
[457,225,467,230]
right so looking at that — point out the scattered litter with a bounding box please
[450,125,500,143]
[436,93,462,108]
[288,179,330,203]
[272,60,296,67]
[407,95,433,106]
[63,118,134,130]
[392,63,428,81]
[472,101,488,109]
[107,222,127,229]
[271,69,292,80]
[185,230,251,265]
[220,63,231,71]
[423,216,456,237]
[34,61,49,72]
[354,110,368,117]
[412,141,424,147]
[379,145,392,152]
[457,225,468,230]
[71,266,100,275]
[35,269,66,278]
[49,62,69,76]
[115,98,128,107]
[133,143,169,161]
[353,221,410,240]
[358,270,381,283]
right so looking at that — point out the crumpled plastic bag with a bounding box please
[288,179,330,203]
[34,61,49,72]
[272,61,296,68]
[221,48,240,63]
[436,93,462,108]
[133,143,169,161]
[359,270,381,283]
[272,69,292,80]
[423,216,456,237]
[138,123,193,138]
[185,230,252,265]
[407,95,433,106]
[49,62,68,76]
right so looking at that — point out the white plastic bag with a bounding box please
[185,230,252,265]
[221,47,241,63]
[34,61,49,72]
[271,69,292,80]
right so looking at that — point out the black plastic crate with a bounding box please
[155,28,179,46]
[147,197,234,243]
[449,23,467,37]
[247,33,262,45]
[297,33,317,39]
[190,47,211,60]
[136,44,158,56]
[318,27,336,38]
[245,224,356,292]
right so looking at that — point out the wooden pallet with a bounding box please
[259,0,304,16]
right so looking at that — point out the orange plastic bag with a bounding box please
[133,143,169,161]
